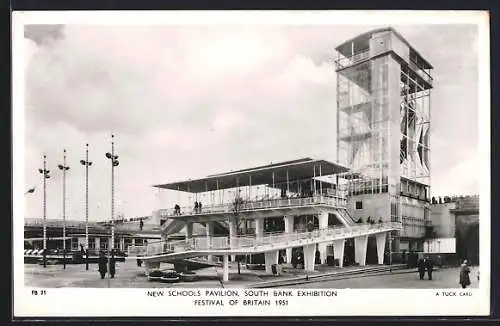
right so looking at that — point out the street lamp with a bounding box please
[57,149,70,269]
[38,154,51,268]
[80,143,92,270]
[105,134,119,253]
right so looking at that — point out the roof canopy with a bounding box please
[154,158,349,193]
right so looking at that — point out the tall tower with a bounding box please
[335,28,433,251]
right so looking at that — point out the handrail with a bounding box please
[157,194,348,218]
[335,49,370,69]
[140,222,402,257]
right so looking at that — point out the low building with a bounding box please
[24,217,161,254]
[427,195,479,264]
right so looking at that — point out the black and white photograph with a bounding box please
[13,11,490,317]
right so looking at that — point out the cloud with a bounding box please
[21,24,480,220]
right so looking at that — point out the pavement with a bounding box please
[23,259,480,289]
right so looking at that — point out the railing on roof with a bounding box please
[24,219,96,229]
[335,49,370,69]
[157,194,348,218]
[132,222,402,257]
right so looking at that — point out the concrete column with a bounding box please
[333,239,345,268]
[284,216,294,263]
[318,211,329,264]
[264,250,279,274]
[222,254,229,282]
[206,221,214,261]
[120,238,125,251]
[354,235,368,266]
[185,222,193,243]
[376,233,387,264]
[303,244,316,272]
[255,218,264,239]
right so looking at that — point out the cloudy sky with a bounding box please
[21,22,480,221]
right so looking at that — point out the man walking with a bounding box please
[98,251,107,279]
[109,250,116,279]
[425,255,434,280]
[417,256,425,280]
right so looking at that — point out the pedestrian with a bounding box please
[109,250,116,279]
[199,201,202,213]
[98,251,107,279]
[194,201,199,213]
[459,259,471,289]
[425,255,434,280]
[417,256,425,280]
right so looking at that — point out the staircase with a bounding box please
[138,222,402,262]
[335,208,357,225]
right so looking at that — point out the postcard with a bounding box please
[12,10,490,317]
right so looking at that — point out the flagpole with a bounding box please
[80,144,92,271]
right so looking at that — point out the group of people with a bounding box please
[194,201,203,213]
[418,256,475,289]
[417,255,434,280]
[98,250,117,279]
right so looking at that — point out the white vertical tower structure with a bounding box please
[335,28,433,251]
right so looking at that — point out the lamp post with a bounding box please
[57,149,70,269]
[80,143,92,270]
[105,134,119,254]
[38,154,51,268]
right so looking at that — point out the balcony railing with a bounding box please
[158,194,348,218]
[335,49,370,70]
[408,60,433,86]
[131,222,402,257]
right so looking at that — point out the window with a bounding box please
[355,201,363,209]
[88,238,96,250]
[100,237,108,250]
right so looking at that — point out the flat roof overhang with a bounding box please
[153,158,349,193]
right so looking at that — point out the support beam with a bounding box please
[376,233,387,265]
[264,250,279,274]
[354,235,368,266]
[333,239,345,268]
[317,212,329,264]
[185,222,193,243]
[222,254,229,282]
[284,216,294,263]
[255,218,264,240]
[303,244,316,272]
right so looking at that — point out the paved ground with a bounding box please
[24,260,479,289]
[292,266,480,289]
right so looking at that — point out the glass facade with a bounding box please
[336,28,433,245]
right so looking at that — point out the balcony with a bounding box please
[157,194,348,219]
[335,49,370,70]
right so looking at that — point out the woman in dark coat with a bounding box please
[459,259,471,289]
[98,251,107,279]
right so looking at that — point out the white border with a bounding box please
[13,10,490,317]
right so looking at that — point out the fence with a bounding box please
[157,194,347,218]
